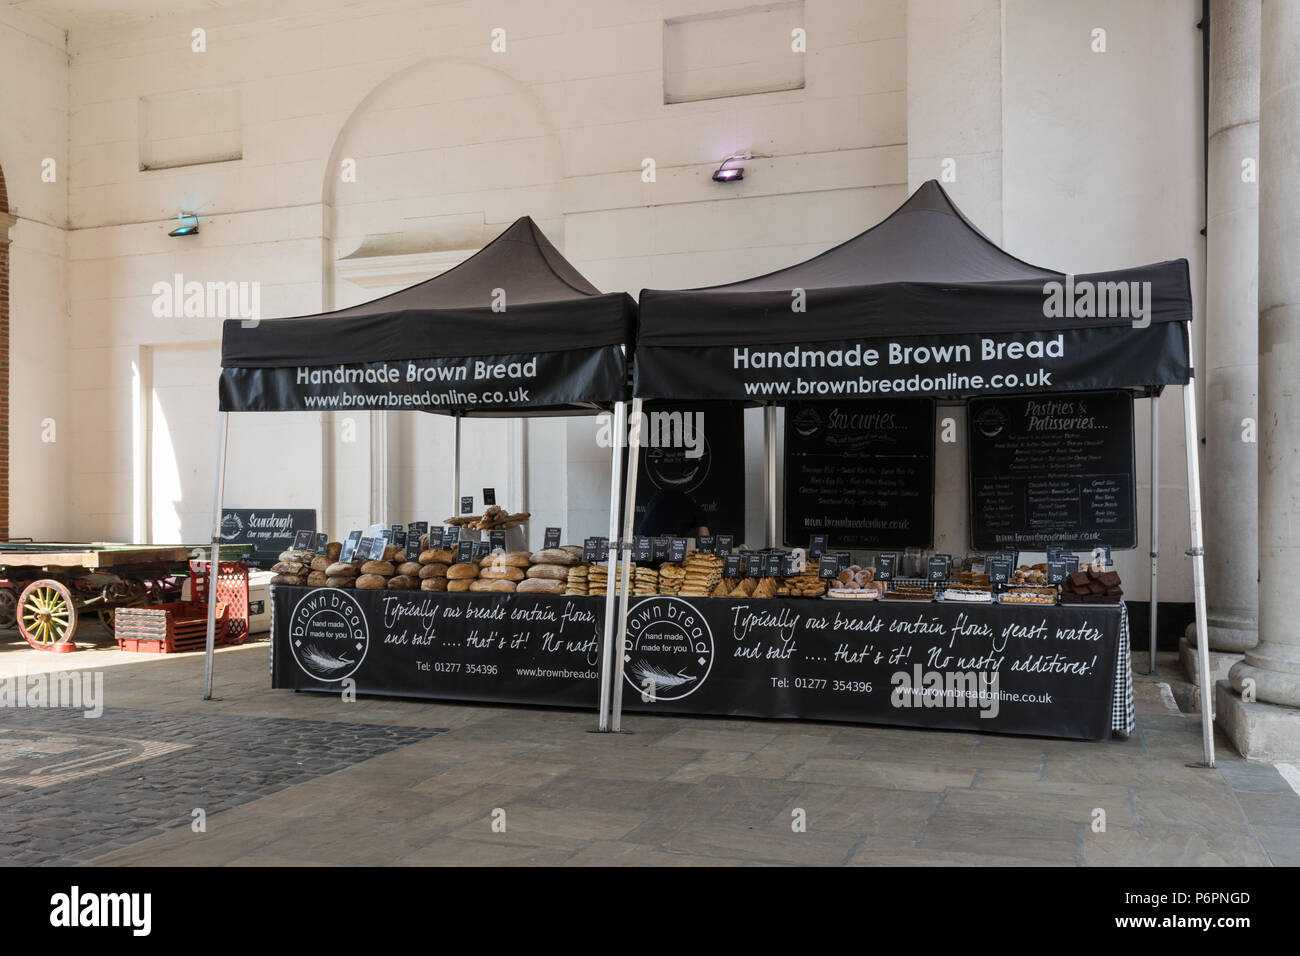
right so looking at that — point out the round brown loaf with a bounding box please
[310,556,332,572]
[270,573,307,586]
[480,566,525,582]
[360,560,395,576]
[355,574,387,590]
[447,578,472,592]
[526,564,570,581]
[278,549,314,564]
[271,561,307,575]
[517,578,564,595]
[326,541,342,560]
[387,575,418,590]
[530,548,576,567]
[325,575,355,588]
[419,548,454,565]
[307,570,327,587]
[325,561,359,577]
[470,579,516,593]
[418,562,449,579]
[447,563,479,580]
[480,551,530,568]
[382,545,405,563]
[396,561,423,577]
[420,576,448,591]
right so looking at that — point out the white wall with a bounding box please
[1,2,70,540]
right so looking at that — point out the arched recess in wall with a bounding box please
[0,162,9,540]
[318,58,566,534]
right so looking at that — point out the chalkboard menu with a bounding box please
[219,508,316,567]
[783,399,934,548]
[968,390,1136,551]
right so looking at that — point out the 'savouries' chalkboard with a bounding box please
[968,390,1136,551]
[783,399,935,548]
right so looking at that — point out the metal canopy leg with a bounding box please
[597,401,627,731]
[451,413,461,519]
[203,411,230,700]
[1150,394,1159,674]
[1182,342,1215,767]
[764,405,778,547]
[611,396,643,733]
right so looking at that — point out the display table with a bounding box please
[270,586,1134,741]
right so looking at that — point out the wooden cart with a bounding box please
[0,543,248,651]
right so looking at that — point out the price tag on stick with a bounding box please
[544,527,562,550]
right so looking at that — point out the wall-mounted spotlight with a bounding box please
[712,152,751,183]
[168,212,200,237]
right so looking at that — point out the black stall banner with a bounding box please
[634,401,745,540]
[634,323,1188,402]
[272,587,603,707]
[968,390,1137,551]
[621,596,1122,739]
[221,345,626,414]
[784,398,934,548]
[219,508,316,565]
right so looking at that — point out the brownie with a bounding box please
[1098,571,1121,587]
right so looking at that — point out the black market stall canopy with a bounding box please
[220,216,637,415]
[635,180,1192,401]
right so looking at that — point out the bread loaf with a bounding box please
[271,561,307,575]
[278,549,315,564]
[387,575,418,590]
[325,575,355,588]
[325,561,359,577]
[447,563,479,580]
[526,564,570,581]
[355,574,387,590]
[382,545,405,563]
[396,561,423,577]
[360,560,395,576]
[270,573,307,586]
[418,562,449,579]
[447,579,472,592]
[420,576,448,592]
[530,548,576,567]
[310,556,332,572]
[307,571,327,587]
[480,551,530,568]
[480,566,525,582]
[326,541,342,560]
[419,548,454,565]
[470,579,516,593]
[517,578,564,595]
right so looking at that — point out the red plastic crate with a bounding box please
[114,602,229,654]
[189,560,249,645]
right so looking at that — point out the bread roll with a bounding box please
[480,551,530,568]
[470,579,516,593]
[517,578,564,595]
[530,548,576,567]
[418,562,449,579]
[310,556,332,572]
[419,548,454,565]
[270,573,307,586]
[480,566,525,582]
[447,563,479,580]
[325,561,359,577]
[420,576,448,592]
[360,560,395,576]
[271,561,307,575]
[526,564,570,581]
[396,561,423,577]
[447,578,473,592]
[326,541,342,561]
[387,575,418,590]
[355,574,387,590]
[325,575,355,588]
[307,571,327,587]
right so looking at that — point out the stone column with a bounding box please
[1183,0,1260,684]
[1221,0,1300,759]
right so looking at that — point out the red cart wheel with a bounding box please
[18,579,78,650]
[0,588,17,629]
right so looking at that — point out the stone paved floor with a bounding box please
[2,626,1298,866]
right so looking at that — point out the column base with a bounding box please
[1229,657,1300,708]
[1215,680,1300,762]
[1178,637,1242,710]
[1184,615,1258,653]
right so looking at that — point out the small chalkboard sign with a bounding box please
[597,538,611,561]
[669,538,688,562]
[391,526,407,550]
[355,537,375,562]
[472,541,491,560]
[764,553,784,578]
[928,556,951,582]
[987,556,1012,584]
[1001,550,1020,570]
[407,522,427,546]
[340,531,363,563]
[808,534,829,558]
[1046,546,1065,563]
[483,487,496,506]
[653,537,669,563]
[717,534,735,555]
[837,552,852,571]
[724,553,742,578]
[818,555,840,579]
[490,530,506,550]
[876,552,897,581]
[697,535,716,554]
[583,537,599,562]
[460,496,474,515]
[456,541,474,564]
[314,533,328,556]
[442,527,460,548]
[1064,554,1080,573]
[633,536,652,562]
[370,536,390,560]
[1046,559,1069,584]
[544,527,562,550]
[292,529,314,551]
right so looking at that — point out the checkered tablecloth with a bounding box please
[1112,602,1136,736]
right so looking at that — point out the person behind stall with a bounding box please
[637,488,710,539]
